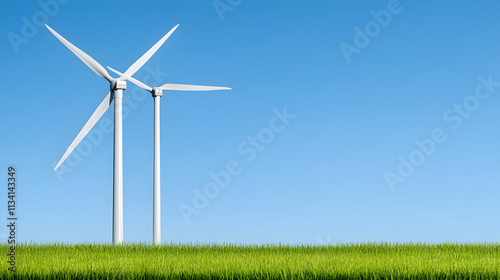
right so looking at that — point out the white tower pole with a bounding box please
[153,90,162,245]
[113,81,126,245]
[104,67,231,246]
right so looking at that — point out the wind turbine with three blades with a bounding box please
[47,24,179,244]
[107,66,231,245]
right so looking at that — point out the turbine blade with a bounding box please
[45,24,113,82]
[107,67,152,91]
[160,84,231,91]
[54,91,112,170]
[123,24,179,77]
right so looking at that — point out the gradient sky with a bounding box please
[1,0,499,244]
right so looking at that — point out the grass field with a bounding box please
[1,243,499,279]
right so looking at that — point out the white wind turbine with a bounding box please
[107,66,230,245]
[47,24,179,244]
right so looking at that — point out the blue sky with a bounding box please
[1,0,499,244]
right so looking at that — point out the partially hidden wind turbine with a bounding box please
[107,66,231,245]
[47,24,179,244]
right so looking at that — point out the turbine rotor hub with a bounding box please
[152,88,163,97]
[112,80,127,91]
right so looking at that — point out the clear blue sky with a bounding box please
[1,0,499,244]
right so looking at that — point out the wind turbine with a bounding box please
[47,24,179,244]
[107,67,230,245]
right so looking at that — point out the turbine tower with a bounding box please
[107,67,230,245]
[47,24,179,244]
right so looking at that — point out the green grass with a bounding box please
[1,243,499,279]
